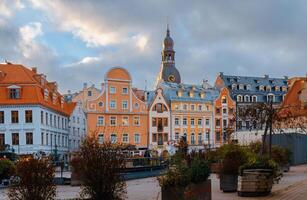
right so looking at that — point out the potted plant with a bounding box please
[271,146,291,172]
[158,153,211,200]
[218,144,248,192]
[237,155,279,197]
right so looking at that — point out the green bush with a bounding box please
[219,144,249,175]
[0,158,15,180]
[158,153,210,188]
[271,146,291,166]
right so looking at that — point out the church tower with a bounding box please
[156,25,181,87]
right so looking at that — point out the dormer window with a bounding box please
[61,97,64,108]
[177,90,183,97]
[8,85,21,99]
[282,86,287,92]
[200,91,205,98]
[266,86,271,92]
[189,91,194,98]
[222,96,227,104]
[246,84,251,90]
[259,85,264,91]
[232,84,237,90]
[239,84,244,90]
[53,93,57,104]
[44,89,49,101]
[275,86,280,91]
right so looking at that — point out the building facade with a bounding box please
[0,63,74,161]
[215,72,289,144]
[86,67,148,149]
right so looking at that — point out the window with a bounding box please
[46,133,49,145]
[122,87,128,94]
[190,118,195,126]
[175,133,179,140]
[133,116,140,126]
[282,86,287,92]
[198,118,202,126]
[110,116,117,126]
[239,84,244,90]
[26,132,33,145]
[122,116,129,126]
[152,118,157,126]
[122,134,129,143]
[206,119,210,127]
[41,132,44,145]
[198,133,202,145]
[183,104,188,110]
[11,111,18,123]
[267,94,274,103]
[163,118,168,126]
[153,103,167,112]
[216,132,221,142]
[183,118,187,126]
[216,119,221,127]
[12,133,19,145]
[50,134,53,146]
[222,96,227,104]
[175,117,180,126]
[206,106,210,111]
[244,95,250,102]
[40,111,43,124]
[122,100,128,109]
[134,133,140,144]
[87,90,92,96]
[25,110,32,123]
[246,121,250,130]
[46,113,48,125]
[0,134,5,146]
[237,95,242,102]
[164,133,168,142]
[9,88,20,99]
[98,102,104,107]
[0,111,4,124]
[98,134,104,144]
[50,114,52,126]
[110,100,116,109]
[238,121,242,130]
[97,116,104,125]
[110,134,117,143]
[223,119,227,127]
[134,103,139,109]
[191,133,195,145]
[54,115,56,127]
[232,84,237,90]
[198,105,202,111]
[174,105,179,110]
[191,104,195,111]
[252,96,257,102]
[259,85,264,91]
[216,108,221,114]
[229,108,234,114]
[152,133,157,142]
[222,108,227,114]
[110,86,116,94]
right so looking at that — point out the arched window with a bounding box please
[266,85,271,92]
[152,103,168,113]
[237,95,242,102]
[222,96,227,104]
[252,95,257,102]
[267,94,275,103]
[232,84,237,90]
[259,85,264,91]
[244,95,250,102]
[191,133,195,145]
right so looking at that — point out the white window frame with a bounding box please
[174,117,180,126]
[134,133,140,144]
[98,133,104,144]
[110,116,117,126]
[122,87,128,94]
[122,116,129,126]
[110,100,116,109]
[133,116,140,126]
[110,86,116,94]
[122,133,129,143]
[97,116,105,126]
[122,100,128,110]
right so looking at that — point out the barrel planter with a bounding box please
[220,174,238,192]
[237,169,273,197]
[162,179,211,200]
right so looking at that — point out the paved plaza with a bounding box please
[0,165,306,200]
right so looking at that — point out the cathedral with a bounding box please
[156,25,181,86]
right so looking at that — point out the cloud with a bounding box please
[0,0,24,18]
[0,1,306,93]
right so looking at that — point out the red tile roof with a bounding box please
[0,63,75,116]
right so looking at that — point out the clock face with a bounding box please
[168,75,175,82]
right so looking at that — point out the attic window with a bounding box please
[61,97,64,108]
[44,89,49,101]
[200,92,205,98]
[53,93,57,104]
[177,90,182,97]
[9,88,21,99]
[189,91,194,98]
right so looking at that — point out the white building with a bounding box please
[0,63,75,161]
[68,101,87,152]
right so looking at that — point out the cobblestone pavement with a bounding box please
[0,165,306,200]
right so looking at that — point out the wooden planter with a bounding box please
[162,179,211,200]
[220,174,238,192]
[210,163,221,174]
[237,169,273,197]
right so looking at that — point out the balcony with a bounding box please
[157,125,163,132]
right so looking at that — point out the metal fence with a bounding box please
[267,133,307,165]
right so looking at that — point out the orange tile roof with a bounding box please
[279,77,307,117]
[0,63,75,116]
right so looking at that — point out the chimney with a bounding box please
[31,67,37,74]
[284,76,288,80]
[83,82,87,89]
[264,74,269,79]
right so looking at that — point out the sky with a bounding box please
[0,0,306,93]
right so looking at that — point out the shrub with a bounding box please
[158,152,210,188]
[71,136,127,200]
[0,158,15,180]
[219,144,249,175]
[271,146,291,166]
[8,157,56,200]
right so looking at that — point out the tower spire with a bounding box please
[166,23,170,37]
